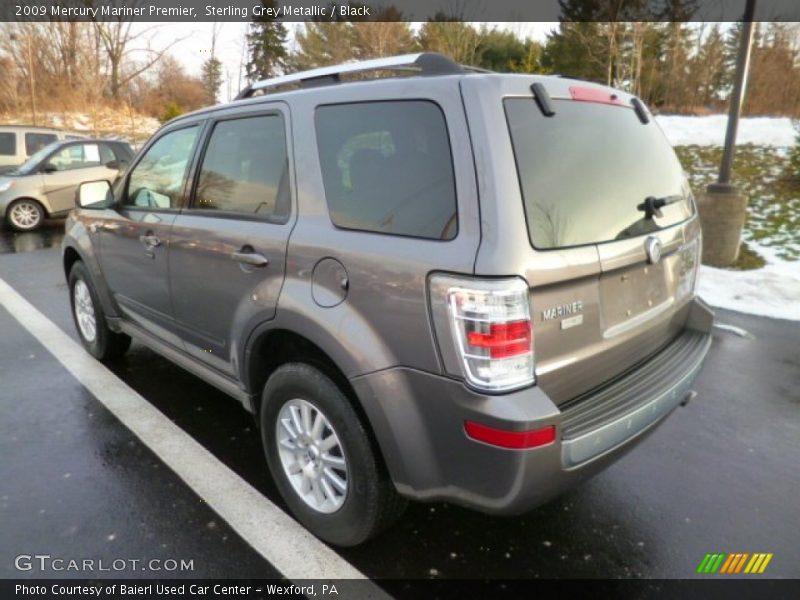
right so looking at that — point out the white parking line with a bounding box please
[713,322,754,339]
[0,277,386,594]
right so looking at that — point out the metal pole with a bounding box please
[708,0,756,193]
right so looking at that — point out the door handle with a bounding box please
[139,234,161,249]
[231,251,269,268]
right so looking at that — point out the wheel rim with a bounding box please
[9,201,41,229]
[276,398,348,514]
[73,280,97,343]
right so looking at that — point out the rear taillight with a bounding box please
[430,276,534,392]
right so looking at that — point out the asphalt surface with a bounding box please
[1,222,798,583]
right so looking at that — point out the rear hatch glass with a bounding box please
[504,95,699,404]
[504,98,693,250]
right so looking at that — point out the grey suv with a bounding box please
[63,53,713,546]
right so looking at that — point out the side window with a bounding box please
[193,115,289,221]
[0,132,16,156]
[48,143,107,171]
[125,127,199,210]
[25,133,58,156]
[315,101,457,240]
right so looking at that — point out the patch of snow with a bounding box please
[656,115,796,147]
[698,247,800,321]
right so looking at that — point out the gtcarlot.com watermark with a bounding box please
[15,554,194,573]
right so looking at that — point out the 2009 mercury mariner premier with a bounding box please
[64,53,714,546]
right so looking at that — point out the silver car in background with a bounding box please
[0,138,133,231]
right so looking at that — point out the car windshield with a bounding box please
[504,98,694,249]
[13,141,62,175]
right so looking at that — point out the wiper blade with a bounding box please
[637,194,683,219]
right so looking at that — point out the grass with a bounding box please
[674,144,800,265]
[732,241,768,270]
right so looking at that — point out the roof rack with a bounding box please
[235,52,469,100]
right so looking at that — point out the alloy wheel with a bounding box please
[275,398,349,514]
[73,279,97,343]
[9,201,42,230]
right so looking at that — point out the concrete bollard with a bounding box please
[695,190,749,267]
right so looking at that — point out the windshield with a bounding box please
[504,98,693,250]
[13,141,61,175]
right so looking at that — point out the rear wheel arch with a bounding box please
[246,329,360,421]
[10,196,49,215]
[244,328,397,478]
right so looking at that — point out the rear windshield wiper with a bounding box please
[637,194,683,220]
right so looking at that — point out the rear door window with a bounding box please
[0,132,16,156]
[25,132,58,156]
[504,99,693,249]
[192,114,289,222]
[315,100,457,240]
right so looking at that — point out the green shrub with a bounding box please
[159,102,183,123]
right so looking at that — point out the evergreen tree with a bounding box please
[246,0,288,81]
[287,22,358,72]
[417,16,482,66]
[477,28,542,73]
[201,56,222,104]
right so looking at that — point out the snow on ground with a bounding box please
[698,245,800,321]
[656,114,796,147]
[656,114,800,320]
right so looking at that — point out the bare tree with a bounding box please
[91,2,186,100]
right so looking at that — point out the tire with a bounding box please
[260,363,407,546]
[6,198,45,232]
[68,261,131,360]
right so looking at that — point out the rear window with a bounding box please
[0,132,16,156]
[315,101,457,240]
[505,99,693,250]
[25,132,58,156]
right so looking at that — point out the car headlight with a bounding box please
[0,180,13,193]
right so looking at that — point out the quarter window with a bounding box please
[125,126,199,210]
[315,101,457,240]
[25,132,57,156]
[0,132,16,156]
[193,115,289,221]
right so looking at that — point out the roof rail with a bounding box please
[235,52,466,100]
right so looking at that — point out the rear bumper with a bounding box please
[351,297,714,514]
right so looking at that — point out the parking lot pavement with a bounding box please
[1,224,799,583]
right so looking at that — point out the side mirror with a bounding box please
[105,160,120,170]
[76,180,113,209]
[41,163,57,174]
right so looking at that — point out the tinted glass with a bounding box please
[505,99,693,249]
[0,132,15,156]
[315,101,457,240]
[126,127,198,209]
[25,132,58,156]
[48,143,114,171]
[194,115,289,220]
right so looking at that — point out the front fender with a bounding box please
[62,213,119,319]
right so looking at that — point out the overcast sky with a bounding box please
[132,22,558,102]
